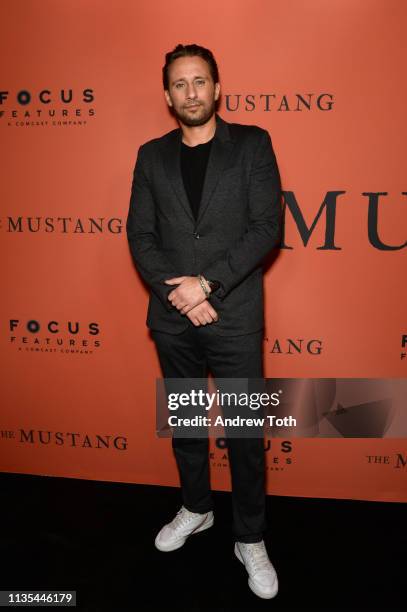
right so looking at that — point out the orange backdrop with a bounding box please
[1,0,406,502]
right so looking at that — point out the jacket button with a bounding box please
[194,232,200,239]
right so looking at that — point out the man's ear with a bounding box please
[164,90,173,107]
[214,82,220,101]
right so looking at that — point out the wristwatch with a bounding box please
[207,279,220,293]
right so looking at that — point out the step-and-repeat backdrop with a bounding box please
[1,0,406,502]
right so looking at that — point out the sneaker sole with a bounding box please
[155,514,214,552]
[234,543,279,599]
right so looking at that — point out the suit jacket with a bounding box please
[126,113,282,336]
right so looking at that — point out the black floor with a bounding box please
[0,472,405,611]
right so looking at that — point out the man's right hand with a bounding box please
[186,301,218,327]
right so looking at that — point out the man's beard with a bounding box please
[172,99,216,127]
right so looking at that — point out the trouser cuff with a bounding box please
[235,534,263,544]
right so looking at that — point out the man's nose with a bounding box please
[186,84,197,99]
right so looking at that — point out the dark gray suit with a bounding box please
[126,113,282,543]
[126,113,282,335]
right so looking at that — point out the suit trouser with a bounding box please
[151,323,267,544]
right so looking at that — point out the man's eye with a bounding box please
[175,83,184,89]
[196,80,205,86]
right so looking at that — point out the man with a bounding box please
[126,43,282,600]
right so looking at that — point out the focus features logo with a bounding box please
[0,88,95,128]
[210,439,293,471]
[9,319,101,355]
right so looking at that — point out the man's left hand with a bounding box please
[165,276,207,313]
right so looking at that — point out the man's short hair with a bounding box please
[162,43,220,90]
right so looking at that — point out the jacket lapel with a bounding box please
[161,129,194,223]
[161,113,235,226]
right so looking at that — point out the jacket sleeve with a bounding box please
[126,144,178,312]
[201,129,282,300]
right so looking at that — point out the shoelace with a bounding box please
[170,507,197,531]
[242,542,272,573]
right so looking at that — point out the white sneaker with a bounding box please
[234,540,278,599]
[154,506,214,552]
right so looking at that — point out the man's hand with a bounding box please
[186,301,219,327]
[165,276,208,313]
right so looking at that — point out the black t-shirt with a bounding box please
[180,138,213,220]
